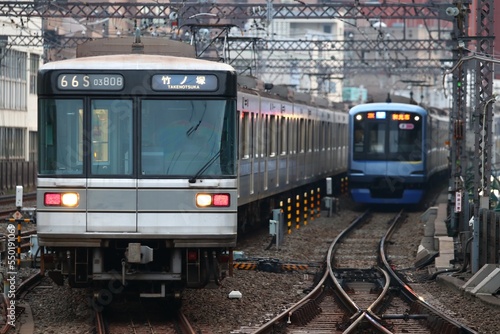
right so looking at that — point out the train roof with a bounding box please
[76,37,197,58]
[39,54,236,72]
[349,102,427,115]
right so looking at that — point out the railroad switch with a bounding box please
[257,258,283,273]
[233,257,313,273]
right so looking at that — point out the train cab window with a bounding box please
[352,111,423,161]
[90,100,133,176]
[140,99,235,177]
[388,114,422,161]
[39,99,84,175]
[369,124,385,153]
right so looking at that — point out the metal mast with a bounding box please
[471,0,495,273]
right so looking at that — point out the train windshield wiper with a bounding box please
[188,149,221,183]
[186,102,207,137]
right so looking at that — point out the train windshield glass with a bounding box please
[39,99,84,175]
[90,99,133,175]
[39,98,236,177]
[140,99,235,177]
[353,111,423,161]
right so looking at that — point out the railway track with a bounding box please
[0,270,44,334]
[94,298,198,334]
[0,192,36,220]
[250,210,478,333]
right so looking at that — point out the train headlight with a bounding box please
[196,193,230,207]
[196,194,212,207]
[62,193,79,207]
[44,192,79,207]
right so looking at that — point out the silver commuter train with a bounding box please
[236,80,348,232]
[36,39,348,299]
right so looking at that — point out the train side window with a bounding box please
[320,121,325,151]
[254,112,260,158]
[328,122,333,151]
[263,114,269,157]
[269,115,277,157]
[299,118,305,153]
[280,116,287,155]
[292,118,298,154]
[241,112,250,159]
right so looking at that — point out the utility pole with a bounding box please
[449,1,469,237]
[471,0,495,273]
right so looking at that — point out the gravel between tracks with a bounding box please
[9,196,500,333]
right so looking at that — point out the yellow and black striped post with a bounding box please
[233,262,257,270]
[303,192,308,226]
[316,187,321,218]
[309,189,315,221]
[8,216,30,269]
[286,197,292,234]
[17,220,21,268]
[295,194,301,230]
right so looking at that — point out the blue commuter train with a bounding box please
[347,102,449,204]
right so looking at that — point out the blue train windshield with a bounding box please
[353,111,423,161]
[39,98,236,177]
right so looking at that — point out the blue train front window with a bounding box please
[353,111,422,161]
[140,99,236,176]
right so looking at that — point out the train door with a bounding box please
[340,115,348,171]
[262,113,269,192]
[239,110,252,198]
[238,91,259,203]
[333,119,339,173]
[305,118,313,178]
[263,101,283,193]
[270,114,278,189]
[87,99,137,232]
[281,116,290,186]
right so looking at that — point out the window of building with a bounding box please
[0,49,27,110]
[30,54,40,94]
[0,127,25,160]
[29,131,37,162]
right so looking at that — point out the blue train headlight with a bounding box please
[44,192,79,207]
[196,193,230,207]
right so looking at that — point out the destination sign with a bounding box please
[57,74,124,90]
[151,74,218,91]
[392,113,411,121]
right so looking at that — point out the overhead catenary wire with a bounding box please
[441,53,500,98]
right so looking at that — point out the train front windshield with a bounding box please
[38,98,236,177]
[352,110,423,161]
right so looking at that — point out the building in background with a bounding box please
[0,20,43,161]
[0,15,43,192]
